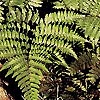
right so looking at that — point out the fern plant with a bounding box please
[0,0,100,100]
[0,0,82,100]
[54,0,100,49]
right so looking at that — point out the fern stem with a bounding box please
[56,83,59,100]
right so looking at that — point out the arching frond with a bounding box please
[53,0,100,17]
[77,16,100,45]
[45,10,85,24]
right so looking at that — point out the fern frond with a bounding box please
[0,29,28,59]
[53,0,81,10]
[53,0,100,17]
[0,54,47,100]
[34,18,87,59]
[5,5,39,32]
[87,60,100,84]
[0,2,44,100]
[68,52,100,86]
[0,56,24,71]
[41,18,85,43]
[77,16,100,50]
[2,0,43,7]
[45,10,84,24]
[77,17,100,39]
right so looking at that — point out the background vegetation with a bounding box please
[0,0,100,100]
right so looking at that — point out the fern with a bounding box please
[53,0,100,16]
[0,0,77,100]
[45,10,85,24]
[64,53,100,99]
[0,1,49,100]
[0,0,100,100]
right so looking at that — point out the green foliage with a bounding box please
[0,0,100,100]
